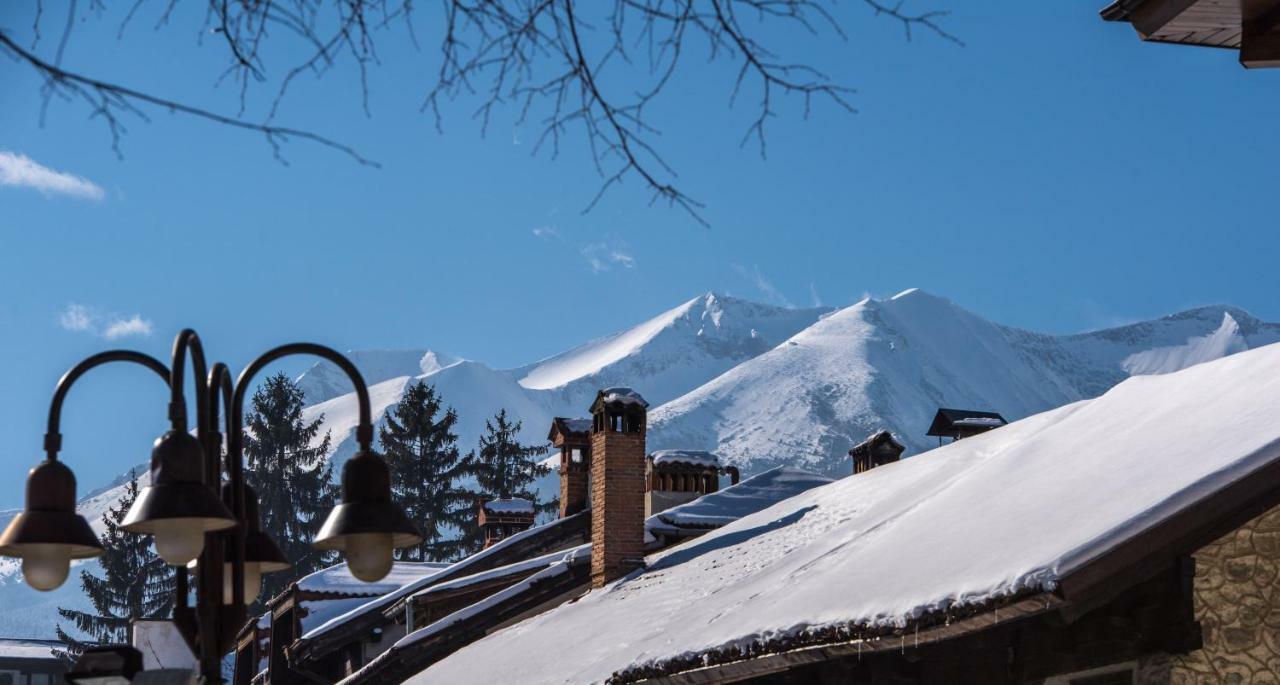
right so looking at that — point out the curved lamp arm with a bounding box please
[229,343,373,458]
[169,329,210,438]
[207,362,246,608]
[44,350,171,459]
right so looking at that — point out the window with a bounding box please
[571,449,583,463]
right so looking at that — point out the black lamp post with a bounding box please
[0,331,422,684]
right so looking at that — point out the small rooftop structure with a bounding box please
[848,430,906,474]
[926,407,1007,443]
[645,450,731,516]
[548,417,593,518]
[478,498,537,549]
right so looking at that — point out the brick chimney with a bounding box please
[589,387,648,588]
[548,417,593,518]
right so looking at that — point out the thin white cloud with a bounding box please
[532,226,560,240]
[733,264,792,307]
[809,281,823,307]
[582,241,637,273]
[102,315,154,340]
[59,304,95,332]
[58,304,154,340]
[0,151,105,201]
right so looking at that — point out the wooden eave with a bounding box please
[1101,0,1280,63]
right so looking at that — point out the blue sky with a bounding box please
[2,2,1278,505]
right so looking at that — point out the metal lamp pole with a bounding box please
[0,330,423,684]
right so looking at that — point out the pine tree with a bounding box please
[56,470,174,651]
[379,382,472,562]
[243,372,335,602]
[459,409,553,554]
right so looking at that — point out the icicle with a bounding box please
[914,623,919,649]
[857,639,862,661]
[900,634,905,655]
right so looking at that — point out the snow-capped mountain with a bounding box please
[648,289,1280,475]
[4,289,1276,638]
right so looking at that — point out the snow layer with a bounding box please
[296,349,462,404]
[296,561,448,596]
[302,515,583,640]
[647,467,832,532]
[1122,312,1248,376]
[650,450,720,469]
[0,638,62,660]
[484,498,534,514]
[411,343,1280,684]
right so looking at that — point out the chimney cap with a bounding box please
[849,430,905,457]
[650,450,720,469]
[548,417,593,443]
[592,387,649,412]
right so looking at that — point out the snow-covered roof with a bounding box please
[409,343,1280,685]
[598,387,648,407]
[647,467,832,534]
[952,417,1006,427]
[649,449,720,469]
[849,430,903,455]
[483,497,535,514]
[301,514,585,641]
[295,561,449,597]
[0,638,62,660]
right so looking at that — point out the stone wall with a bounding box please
[1169,506,1280,684]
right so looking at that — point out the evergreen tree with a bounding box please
[56,470,174,651]
[243,372,335,602]
[459,410,553,554]
[379,382,472,562]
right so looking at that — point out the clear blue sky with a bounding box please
[2,2,1278,505]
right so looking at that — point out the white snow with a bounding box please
[1122,312,1248,376]
[647,467,832,533]
[410,343,1280,685]
[296,561,448,596]
[484,498,534,514]
[647,290,1279,476]
[650,450,720,469]
[599,387,648,407]
[0,638,62,660]
[410,545,588,600]
[301,514,584,641]
[951,417,1006,427]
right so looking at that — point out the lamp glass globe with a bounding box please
[22,544,71,591]
[151,519,206,566]
[345,532,393,582]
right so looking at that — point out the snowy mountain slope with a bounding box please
[648,290,1280,477]
[294,292,831,470]
[514,293,833,410]
[296,349,462,405]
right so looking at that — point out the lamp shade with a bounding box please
[121,430,236,565]
[240,486,290,574]
[314,451,422,551]
[0,460,103,590]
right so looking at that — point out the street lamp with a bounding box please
[0,331,422,684]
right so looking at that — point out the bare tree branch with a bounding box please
[0,30,379,167]
[10,0,959,224]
